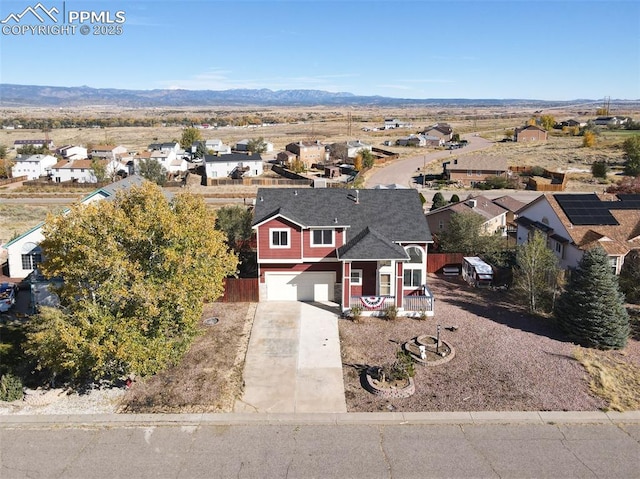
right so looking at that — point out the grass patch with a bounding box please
[573,347,640,412]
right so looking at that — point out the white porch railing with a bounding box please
[402,295,434,313]
[349,285,435,314]
[350,296,395,311]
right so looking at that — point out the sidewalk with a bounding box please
[233,301,347,414]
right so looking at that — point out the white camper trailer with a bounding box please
[462,256,493,288]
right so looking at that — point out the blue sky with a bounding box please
[1,0,639,100]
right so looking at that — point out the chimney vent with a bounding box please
[355,190,360,204]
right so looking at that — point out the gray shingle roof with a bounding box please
[253,188,432,260]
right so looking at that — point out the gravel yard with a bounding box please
[339,274,639,412]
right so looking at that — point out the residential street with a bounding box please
[1,413,639,478]
[366,134,494,189]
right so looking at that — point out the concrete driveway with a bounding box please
[234,301,347,414]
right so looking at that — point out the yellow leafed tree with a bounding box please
[27,181,238,383]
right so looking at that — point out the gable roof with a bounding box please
[426,195,507,222]
[3,176,150,250]
[444,155,508,171]
[492,195,526,212]
[520,193,640,257]
[253,188,432,260]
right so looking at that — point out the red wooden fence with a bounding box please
[427,252,464,273]
[218,278,259,302]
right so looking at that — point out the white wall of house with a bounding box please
[11,154,58,180]
[205,159,263,178]
[52,166,97,183]
[516,198,581,270]
[4,227,44,279]
[60,146,88,160]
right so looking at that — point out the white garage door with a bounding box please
[265,272,335,301]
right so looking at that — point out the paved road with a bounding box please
[1,413,639,478]
[366,134,494,189]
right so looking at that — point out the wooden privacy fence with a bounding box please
[427,252,464,273]
[0,176,27,186]
[218,278,259,302]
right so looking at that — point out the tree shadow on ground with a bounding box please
[429,275,570,343]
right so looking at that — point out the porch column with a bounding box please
[395,261,403,309]
[342,262,351,310]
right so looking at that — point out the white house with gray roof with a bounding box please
[11,154,57,180]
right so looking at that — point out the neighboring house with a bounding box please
[150,149,187,175]
[148,142,180,154]
[426,195,509,237]
[285,141,327,169]
[235,139,274,153]
[396,135,427,147]
[442,155,509,187]
[396,134,442,147]
[383,118,411,129]
[560,119,587,128]
[492,195,527,233]
[515,125,548,142]
[276,150,297,166]
[593,116,629,127]
[13,139,55,150]
[328,140,372,161]
[252,188,434,316]
[515,193,640,274]
[11,154,57,180]
[204,152,263,179]
[49,159,123,183]
[3,176,147,279]
[50,159,101,183]
[90,145,128,160]
[56,145,88,161]
[421,123,453,141]
[192,139,232,156]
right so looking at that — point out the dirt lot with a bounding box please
[119,302,255,413]
[339,274,640,412]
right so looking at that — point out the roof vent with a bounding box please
[355,190,360,204]
[334,217,338,224]
[468,199,477,208]
[294,190,298,196]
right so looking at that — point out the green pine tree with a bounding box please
[430,192,447,210]
[554,247,630,349]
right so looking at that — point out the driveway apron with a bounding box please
[234,301,347,413]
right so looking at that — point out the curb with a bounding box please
[1,410,639,428]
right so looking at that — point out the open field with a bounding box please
[2,104,638,159]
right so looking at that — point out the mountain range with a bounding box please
[0,83,609,108]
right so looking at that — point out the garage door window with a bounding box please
[270,228,290,248]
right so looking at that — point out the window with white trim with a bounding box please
[270,228,290,248]
[21,252,42,270]
[311,229,334,246]
[350,269,363,285]
[403,246,424,287]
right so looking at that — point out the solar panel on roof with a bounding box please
[555,194,619,225]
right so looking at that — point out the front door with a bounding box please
[379,273,391,296]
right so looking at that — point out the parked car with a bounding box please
[0,282,17,312]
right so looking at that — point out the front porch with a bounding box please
[348,286,435,317]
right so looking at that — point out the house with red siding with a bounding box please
[252,188,434,316]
